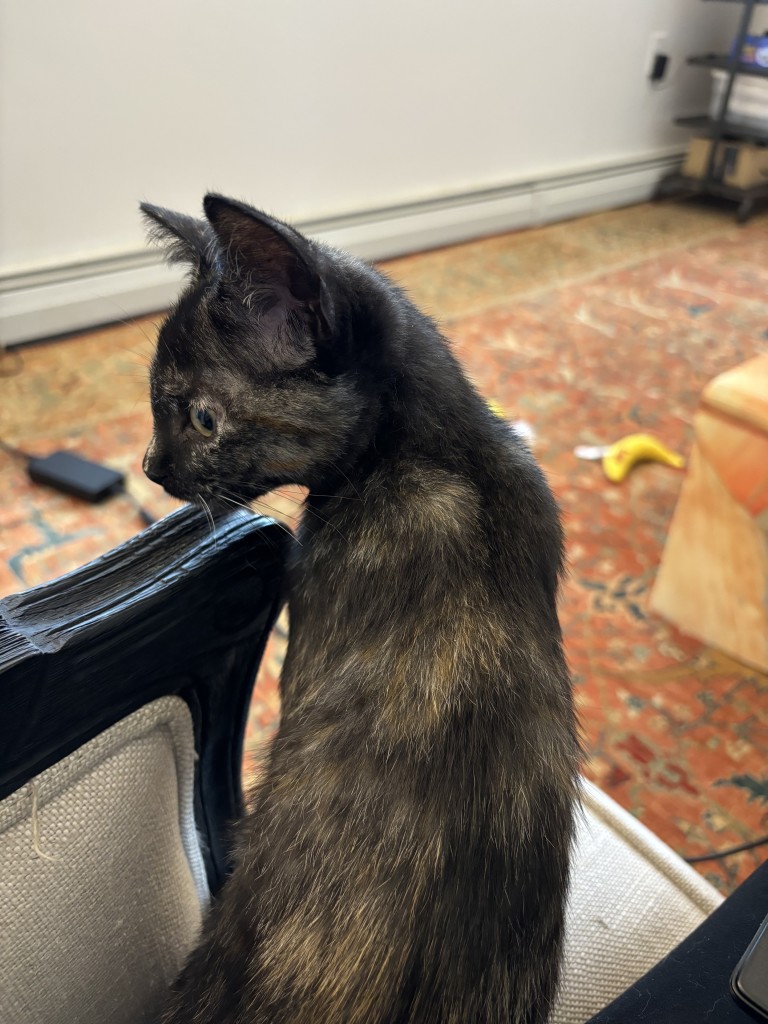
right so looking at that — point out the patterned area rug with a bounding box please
[1,201,766,894]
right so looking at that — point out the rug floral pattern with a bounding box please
[2,202,766,893]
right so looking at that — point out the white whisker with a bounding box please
[218,493,299,547]
[198,495,218,550]
[268,488,351,543]
[327,461,363,499]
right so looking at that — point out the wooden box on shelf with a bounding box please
[683,135,768,188]
[651,354,768,672]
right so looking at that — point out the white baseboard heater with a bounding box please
[0,151,682,347]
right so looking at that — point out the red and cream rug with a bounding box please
[2,201,766,893]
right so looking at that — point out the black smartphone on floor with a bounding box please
[731,911,768,1020]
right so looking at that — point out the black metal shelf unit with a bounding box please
[657,0,768,222]
[687,53,768,76]
[676,114,768,142]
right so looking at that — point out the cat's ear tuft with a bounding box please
[140,202,215,274]
[203,194,333,339]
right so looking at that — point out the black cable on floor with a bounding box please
[120,486,157,526]
[684,834,768,864]
[0,436,34,461]
[1,437,157,527]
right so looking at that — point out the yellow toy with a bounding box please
[575,433,685,483]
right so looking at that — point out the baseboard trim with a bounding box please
[0,151,682,346]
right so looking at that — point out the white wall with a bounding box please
[0,0,733,340]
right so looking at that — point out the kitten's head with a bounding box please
[141,195,369,507]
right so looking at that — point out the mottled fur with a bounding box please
[141,194,581,1024]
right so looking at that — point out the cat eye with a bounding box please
[190,406,216,437]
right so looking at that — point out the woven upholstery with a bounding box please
[553,780,723,1023]
[0,697,208,1024]
[0,696,723,1024]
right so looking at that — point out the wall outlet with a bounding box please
[650,52,670,82]
[646,30,669,80]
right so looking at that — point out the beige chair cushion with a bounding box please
[0,696,208,1024]
[553,780,723,1023]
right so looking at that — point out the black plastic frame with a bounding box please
[0,506,289,893]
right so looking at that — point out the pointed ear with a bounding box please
[140,202,214,273]
[203,194,333,339]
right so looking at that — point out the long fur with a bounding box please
[142,194,581,1024]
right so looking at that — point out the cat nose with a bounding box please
[144,464,167,486]
[143,445,170,486]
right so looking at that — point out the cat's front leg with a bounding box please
[157,872,264,1024]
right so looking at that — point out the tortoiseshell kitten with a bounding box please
[141,194,580,1024]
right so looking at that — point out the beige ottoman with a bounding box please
[651,354,768,672]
